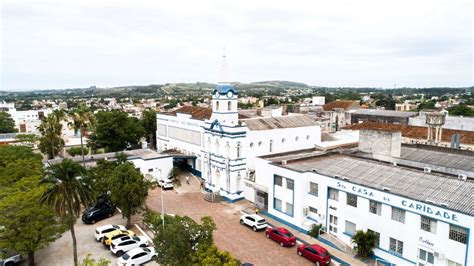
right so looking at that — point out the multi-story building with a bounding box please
[252,129,473,266]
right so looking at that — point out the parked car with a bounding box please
[110,236,149,256]
[297,243,331,266]
[117,247,157,266]
[265,226,297,247]
[95,224,127,242]
[0,249,22,266]
[239,214,267,231]
[82,199,115,224]
[102,230,135,246]
[158,178,174,189]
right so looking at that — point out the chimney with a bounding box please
[358,129,401,158]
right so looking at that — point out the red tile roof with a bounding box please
[323,100,360,111]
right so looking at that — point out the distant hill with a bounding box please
[249,80,309,88]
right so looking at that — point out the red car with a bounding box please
[265,227,297,247]
[297,243,331,266]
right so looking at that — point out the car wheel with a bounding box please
[97,237,103,242]
[152,255,157,261]
[316,262,321,266]
[297,251,302,256]
[116,251,124,257]
[240,219,244,225]
[252,226,257,232]
[280,242,284,247]
[91,220,95,224]
[266,233,270,238]
[140,244,146,247]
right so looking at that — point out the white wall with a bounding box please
[128,156,173,182]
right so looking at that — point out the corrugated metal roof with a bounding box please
[400,146,474,172]
[283,155,474,215]
[243,115,319,131]
[350,109,418,118]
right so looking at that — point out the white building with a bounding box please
[0,101,53,133]
[156,85,322,202]
[251,130,473,266]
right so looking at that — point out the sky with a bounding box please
[1,0,473,91]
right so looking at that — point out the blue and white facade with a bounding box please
[253,153,473,266]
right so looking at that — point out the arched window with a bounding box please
[226,141,230,157]
[249,142,254,148]
[306,135,310,140]
[216,101,220,111]
[258,141,262,146]
[295,136,299,141]
[228,101,232,111]
[215,139,220,154]
[269,140,273,153]
[281,138,286,143]
[236,142,241,158]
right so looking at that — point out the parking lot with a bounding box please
[147,187,314,265]
[25,213,157,266]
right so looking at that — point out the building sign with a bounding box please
[402,200,458,222]
[418,237,434,249]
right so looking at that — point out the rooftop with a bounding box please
[160,106,249,121]
[348,109,418,118]
[322,100,359,111]
[274,152,474,215]
[242,115,319,131]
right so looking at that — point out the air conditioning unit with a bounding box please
[458,174,467,181]
[303,207,309,216]
[382,187,391,192]
[424,167,431,173]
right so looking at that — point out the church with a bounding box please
[156,67,322,202]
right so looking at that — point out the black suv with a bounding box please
[81,199,115,224]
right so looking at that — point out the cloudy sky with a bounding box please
[1,0,472,90]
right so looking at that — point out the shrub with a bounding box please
[67,147,88,157]
[308,223,323,238]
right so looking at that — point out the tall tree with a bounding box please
[109,162,150,228]
[88,110,145,152]
[351,230,377,258]
[39,159,96,266]
[0,111,17,133]
[448,104,474,117]
[38,110,66,159]
[0,146,66,266]
[141,108,156,149]
[68,104,95,166]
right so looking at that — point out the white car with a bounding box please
[94,224,127,241]
[117,247,157,266]
[110,236,149,256]
[240,214,268,231]
[158,178,174,189]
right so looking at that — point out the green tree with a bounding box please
[15,133,38,148]
[148,212,217,265]
[68,104,95,166]
[448,104,474,117]
[88,110,145,152]
[109,162,150,228]
[0,146,66,266]
[38,110,66,159]
[141,108,157,149]
[351,230,377,258]
[192,244,240,266]
[0,111,17,133]
[39,159,96,266]
[79,254,110,266]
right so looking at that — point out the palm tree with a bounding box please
[351,230,377,258]
[38,110,66,159]
[68,104,95,166]
[39,159,96,266]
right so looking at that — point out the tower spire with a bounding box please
[219,47,231,84]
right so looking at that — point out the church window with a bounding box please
[295,136,299,141]
[281,138,286,143]
[258,141,262,146]
[215,140,220,153]
[216,101,220,111]
[306,135,310,140]
[269,140,273,153]
[228,101,232,111]
[249,142,254,148]
[236,142,241,158]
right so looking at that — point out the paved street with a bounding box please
[147,187,314,265]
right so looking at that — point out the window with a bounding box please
[274,175,282,186]
[227,101,231,111]
[389,237,403,255]
[447,260,463,266]
[281,138,286,143]
[391,207,405,223]
[285,202,294,216]
[369,200,381,215]
[216,101,220,111]
[449,225,467,244]
[309,182,318,196]
[258,141,262,146]
[295,136,299,141]
[269,140,273,153]
[148,168,153,173]
[286,179,294,190]
[309,207,318,214]
[249,142,254,148]
[420,216,437,234]
[236,142,241,158]
[345,221,356,236]
[306,135,310,140]
[367,229,380,247]
[274,198,282,211]
[418,249,434,265]
[346,193,357,207]
[328,188,339,201]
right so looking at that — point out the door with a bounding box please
[271,230,282,242]
[304,246,318,262]
[418,248,434,266]
[329,214,338,235]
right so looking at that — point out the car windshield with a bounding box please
[283,232,293,237]
[122,253,130,260]
[257,219,266,224]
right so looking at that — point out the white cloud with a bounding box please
[1,0,472,90]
